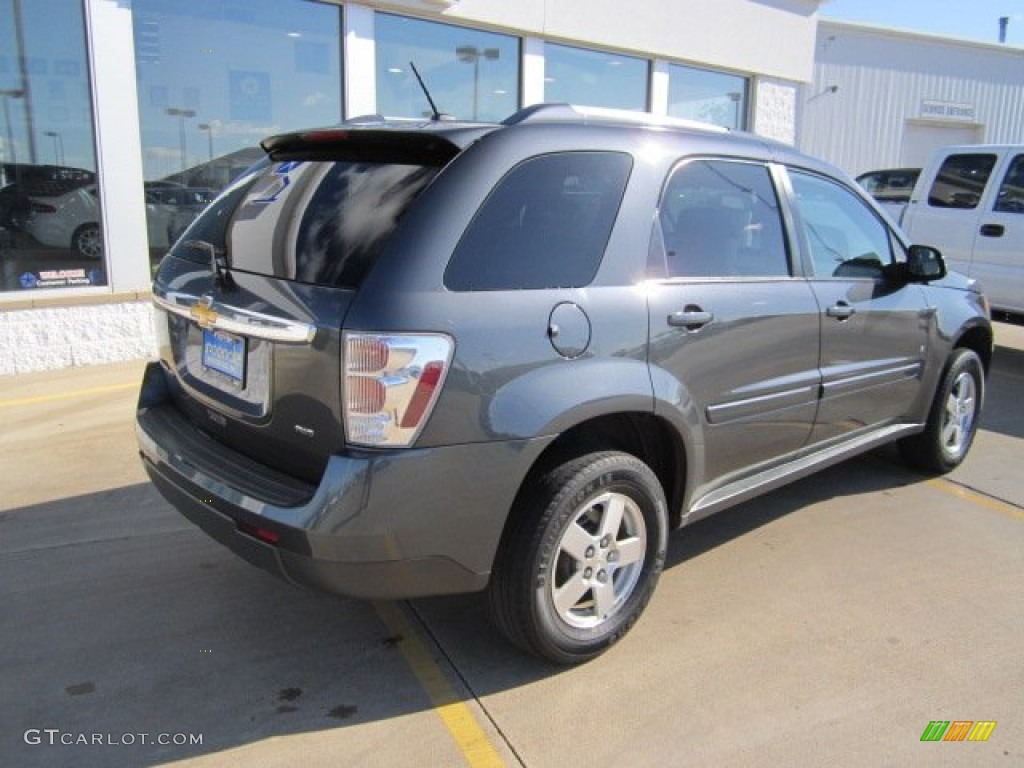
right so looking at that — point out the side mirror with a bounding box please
[906,244,947,282]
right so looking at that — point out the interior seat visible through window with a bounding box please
[654,158,790,279]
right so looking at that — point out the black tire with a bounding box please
[488,451,668,664]
[900,348,984,473]
[71,223,102,259]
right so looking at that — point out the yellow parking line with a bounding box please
[0,382,137,409]
[373,601,507,768]
[927,478,1024,521]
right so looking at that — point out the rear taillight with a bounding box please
[31,201,57,213]
[343,332,453,447]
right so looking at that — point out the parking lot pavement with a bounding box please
[2,322,1022,767]
[947,320,1024,509]
[0,364,514,768]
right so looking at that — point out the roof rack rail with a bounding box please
[502,103,728,133]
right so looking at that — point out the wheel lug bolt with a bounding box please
[585,546,595,559]
[597,570,608,583]
[584,567,593,579]
[608,551,618,563]
[600,536,610,548]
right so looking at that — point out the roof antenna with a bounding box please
[409,61,453,121]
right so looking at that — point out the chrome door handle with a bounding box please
[668,309,713,330]
[826,301,856,320]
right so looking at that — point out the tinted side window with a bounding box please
[927,153,997,210]
[856,169,919,203]
[994,154,1024,214]
[654,159,789,278]
[790,171,893,279]
[445,152,632,291]
[855,172,885,196]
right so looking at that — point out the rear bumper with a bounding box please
[137,361,549,599]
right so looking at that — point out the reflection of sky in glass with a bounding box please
[544,44,649,112]
[376,14,519,122]
[668,64,747,130]
[133,0,341,181]
[0,0,96,172]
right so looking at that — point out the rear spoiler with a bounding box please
[261,126,490,166]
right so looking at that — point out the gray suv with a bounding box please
[137,104,992,664]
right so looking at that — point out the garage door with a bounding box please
[900,121,982,167]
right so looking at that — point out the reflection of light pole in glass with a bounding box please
[456,45,500,120]
[0,89,25,167]
[12,0,37,164]
[165,107,196,172]
[197,123,214,162]
[43,130,64,165]
[727,91,743,129]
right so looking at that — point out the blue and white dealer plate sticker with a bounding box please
[202,328,246,385]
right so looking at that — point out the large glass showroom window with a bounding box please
[667,64,748,130]
[545,44,649,112]
[132,0,342,266]
[0,0,104,292]
[376,14,519,122]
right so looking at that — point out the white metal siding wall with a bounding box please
[800,21,1024,176]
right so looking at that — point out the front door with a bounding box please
[787,170,932,445]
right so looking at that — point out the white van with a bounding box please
[897,145,1024,315]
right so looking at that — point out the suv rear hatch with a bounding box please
[147,124,487,493]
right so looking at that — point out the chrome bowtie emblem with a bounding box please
[190,295,218,329]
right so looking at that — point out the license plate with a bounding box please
[202,328,246,386]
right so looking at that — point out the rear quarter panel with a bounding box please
[344,124,678,446]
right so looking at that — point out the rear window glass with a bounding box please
[169,159,439,288]
[444,151,632,291]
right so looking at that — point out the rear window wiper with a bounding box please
[181,239,235,291]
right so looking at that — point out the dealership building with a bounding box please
[0,0,1020,373]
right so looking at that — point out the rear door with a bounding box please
[968,151,1024,313]
[647,158,821,490]
[151,130,461,482]
[785,169,931,445]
